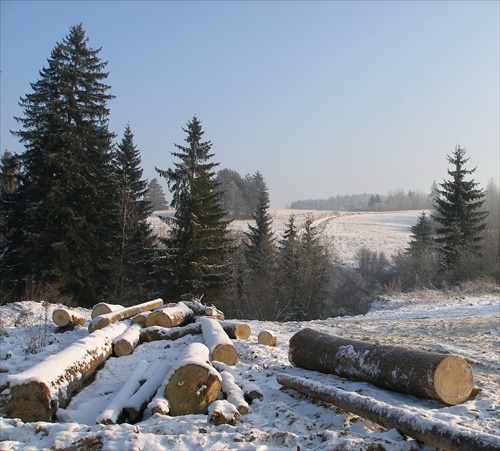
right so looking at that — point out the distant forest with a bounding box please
[289,187,436,212]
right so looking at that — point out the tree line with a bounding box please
[1,25,497,319]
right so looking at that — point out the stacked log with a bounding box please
[288,328,474,405]
[145,302,194,328]
[198,317,238,365]
[140,323,202,343]
[221,322,251,340]
[113,323,143,357]
[52,308,86,329]
[91,302,124,319]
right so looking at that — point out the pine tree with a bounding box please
[432,145,488,269]
[2,24,117,306]
[144,178,169,211]
[0,151,21,249]
[406,211,434,258]
[155,116,231,302]
[110,124,156,305]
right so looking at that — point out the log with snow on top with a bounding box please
[6,322,128,422]
[113,323,143,357]
[52,308,86,328]
[122,362,172,423]
[277,374,499,451]
[130,311,151,327]
[91,302,124,319]
[289,327,474,405]
[89,298,163,333]
[163,342,222,416]
[139,322,202,343]
[220,369,250,414]
[258,330,277,346]
[220,321,251,340]
[212,361,263,403]
[96,360,149,425]
[208,399,240,425]
[145,302,194,328]
[198,317,238,365]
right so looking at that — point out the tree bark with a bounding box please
[258,330,277,346]
[208,399,240,425]
[277,374,499,451]
[139,323,202,343]
[89,298,163,333]
[221,321,251,340]
[52,308,86,328]
[163,342,222,416]
[6,323,128,422]
[289,328,474,405]
[199,317,238,365]
[145,302,194,328]
[91,302,124,319]
[113,323,143,357]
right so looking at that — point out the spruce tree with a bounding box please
[110,124,156,305]
[144,178,169,211]
[432,145,488,269]
[155,116,231,302]
[2,24,117,306]
[406,211,435,258]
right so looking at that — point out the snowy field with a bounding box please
[0,209,498,450]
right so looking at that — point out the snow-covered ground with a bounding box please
[0,287,499,450]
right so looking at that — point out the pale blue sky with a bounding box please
[1,1,498,207]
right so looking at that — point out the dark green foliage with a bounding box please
[0,151,21,247]
[155,116,232,302]
[1,24,117,307]
[432,145,488,270]
[110,124,156,305]
[407,211,435,258]
[145,178,169,211]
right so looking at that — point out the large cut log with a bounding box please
[113,323,143,357]
[145,302,194,328]
[258,330,277,346]
[163,342,222,416]
[96,360,149,425]
[289,328,474,405]
[139,323,202,343]
[91,302,124,319]
[277,374,499,451]
[198,317,238,365]
[220,321,251,340]
[89,298,163,333]
[52,308,86,328]
[123,362,172,423]
[6,322,128,422]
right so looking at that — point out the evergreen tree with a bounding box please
[406,211,434,258]
[145,178,169,211]
[2,24,117,306]
[110,124,156,305]
[432,145,488,269]
[0,151,21,246]
[155,116,231,302]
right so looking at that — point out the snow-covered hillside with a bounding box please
[1,287,499,450]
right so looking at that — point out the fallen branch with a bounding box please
[277,373,499,451]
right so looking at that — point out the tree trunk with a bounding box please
[199,317,238,366]
[131,311,151,327]
[122,362,171,423]
[258,330,277,346]
[139,323,202,343]
[145,302,194,328]
[113,323,143,357]
[96,360,149,425]
[221,321,251,340]
[220,370,249,414]
[89,298,163,333]
[288,328,474,405]
[277,374,499,451]
[208,400,240,425]
[163,342,222,416]
[213,361,263,403]
[52,308,86,328]
[6,323,128,422]
[91,302,124,319]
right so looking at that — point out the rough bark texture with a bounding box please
[164,342,221,416]
[91,302,124,319]
[113,323,143,357]
[145,302,194,328]
[277,374,499,451]
[199,317,238,366]
[52,308,86,328]
[258,330,277,346]
[288,328,474,405]
[221,322,251,340]
[6,323,128,422]
[89,298,163,333]
[139,323,202,343]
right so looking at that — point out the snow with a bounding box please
[0,210,499,450]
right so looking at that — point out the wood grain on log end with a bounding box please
[258,330,277,346]
[433,355,474,405]
[52,309,72,327]
[212,344,238,366]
